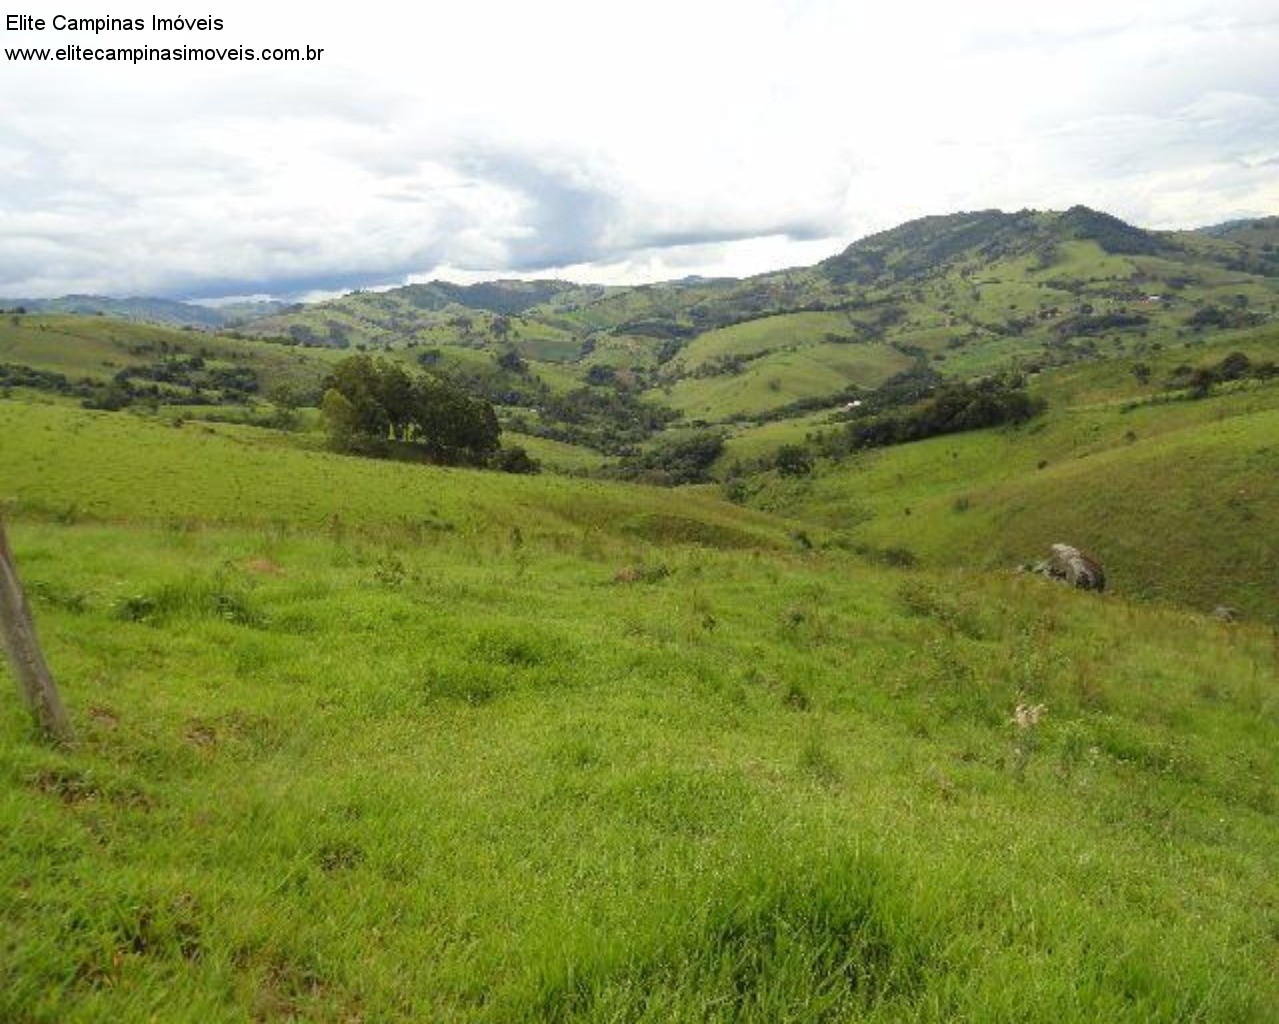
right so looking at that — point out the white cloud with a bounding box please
[0,0,1275,297]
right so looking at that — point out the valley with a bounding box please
[1,206,1277,1021]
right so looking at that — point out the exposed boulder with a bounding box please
[613,563,671,585]
[1032,544,1106,592]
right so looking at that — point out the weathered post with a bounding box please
[0,518,74,745]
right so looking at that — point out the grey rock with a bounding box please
[1034,543,1106,592]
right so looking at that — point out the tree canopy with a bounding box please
[320,355,500,464]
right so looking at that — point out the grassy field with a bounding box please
[748,328,1279,620]
[719,411,839,465]
[0,402,786,550]
[658,344,913,423]
[4,207,1279,1019]
[671,313,862,370]
[0,315,337,396]
[2,387,1278,1021]
[499,432,612,474]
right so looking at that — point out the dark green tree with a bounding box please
[322,355,500,463]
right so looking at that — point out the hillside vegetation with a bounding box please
[3,207,1278,1017]
[238,207,1279,430]
[744,326,1279,621]
[1,393,1277,1021]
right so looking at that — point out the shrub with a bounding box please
[773,444,814,477]
[612,432,726,486]
[492,446,541,475]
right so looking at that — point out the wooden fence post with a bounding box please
[0,518,74,745]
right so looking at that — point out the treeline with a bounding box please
[0,358,260,409]
[419,347,679,456]
[113,357,258,401]
[498,380,677,456]
[1184,306,1265,332]
[809,373,1044,460]
[834,375,1043,452]
[1164,350,1278,398]
[0,363,96,399]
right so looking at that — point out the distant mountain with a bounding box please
[819,206,1166,287]
[244,205,1277,350]
[1194,216,1279,245]
[200,299,291,324]
[231,203,1279,426]
[0,294,287,329]
[377,280,609,316]
[9,205,1276,428]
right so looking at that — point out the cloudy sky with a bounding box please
[2,0,1277,299]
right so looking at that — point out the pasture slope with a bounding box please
[747,326,1279,622]
[1,393,1277,1021]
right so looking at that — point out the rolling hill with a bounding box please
[233,206,1279,428]
[1,375,1277,1020]
[0,296,286,329]
[2,205,1278,1020]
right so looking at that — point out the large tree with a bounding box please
[321,355,499,463]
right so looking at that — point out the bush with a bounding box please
[492,446,541,474]
[611,432,726,486]
[773,444,814,477]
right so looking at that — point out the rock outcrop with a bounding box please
[1031,544,1106,592]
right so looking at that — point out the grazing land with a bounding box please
[2,206,1278,1020]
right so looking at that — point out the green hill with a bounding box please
[16,205,1275,456]
[0,295,284,329]
[2,383,1277,1020]
[233,206,1279,431]
[742,325,1279,621]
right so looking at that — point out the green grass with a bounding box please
[719,411,837,464]
[0,315,335,396]
[672,312,861,370]
[2,513,1276,1021]
[658,343,913,422]
[749,328,1279,620]
[1,382,1277,1019]
[501,431,611,474]
[0,401,789,550]
[5,208,1279,1019]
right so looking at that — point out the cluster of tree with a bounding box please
[688,353,760,379]
[821,374,1045,455]
[835,364,942,418]
[534,387,679,455]
[1056,206,1162,255]
[771,444,814,477]
[321,355,501,465]
[1,363,95,399]
[114,357,259,402]
[609,431,725,486]
[414,345,677,456]
[854,304,908,340]
[1166,351,1277,398]
[417,348,549,409]
[1217,252,1279,277]
[288,324,335,348]
[1184,305,1264,332]
[1,358,259,411]
[1053,311,1150,339]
